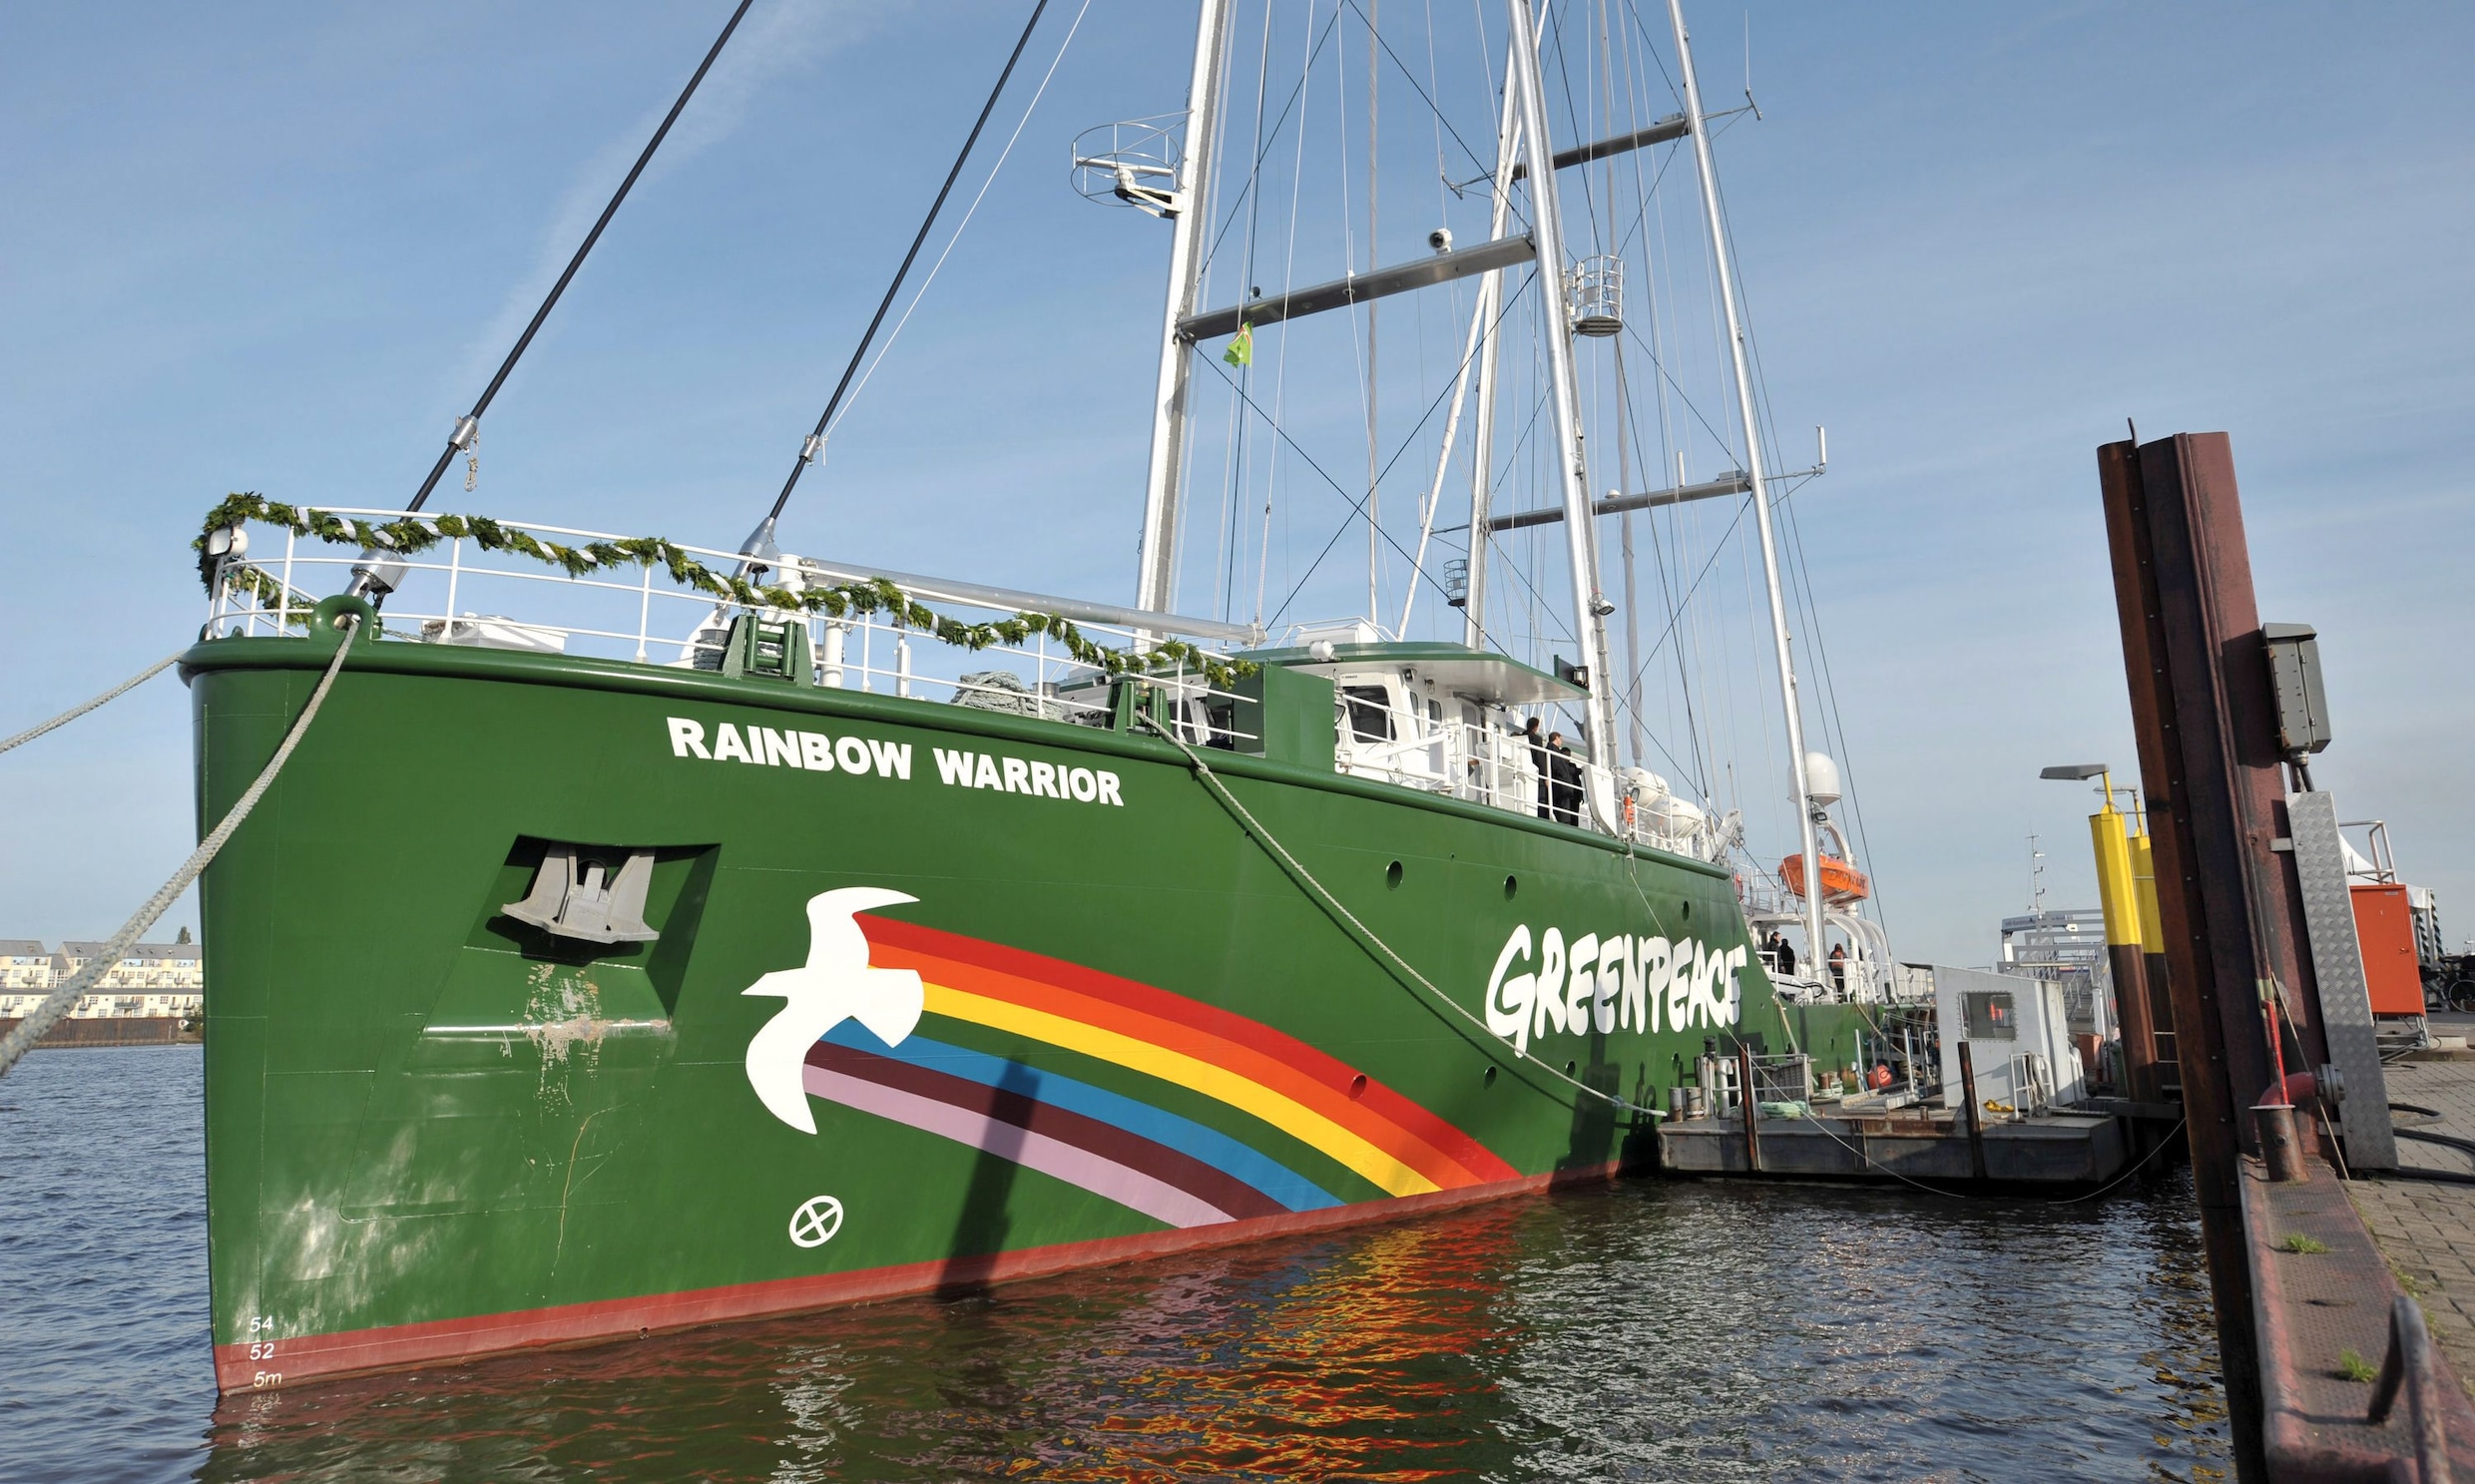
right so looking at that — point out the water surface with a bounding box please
[2,1046,2228,1481]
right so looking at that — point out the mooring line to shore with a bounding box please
[0,616,360,1077]
[0,651,186,756]
[1135,713,1630,1110]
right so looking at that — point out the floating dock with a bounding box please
[1658,1097,2134,1187]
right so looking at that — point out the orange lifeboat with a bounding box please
[1779,852,1870,904]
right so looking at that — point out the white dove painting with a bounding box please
[742,887,925,1135]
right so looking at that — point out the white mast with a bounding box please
[1506,0,1621,818]
[1402,37,1521,641]
[1461,33,1524,652]
[1667,0,1827,971]
[1459,279,1505,649]
[1132,0,1236,617]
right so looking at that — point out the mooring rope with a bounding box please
[0,652,185,756]
[1134,712,1628,1110]
[0,616,360,1077]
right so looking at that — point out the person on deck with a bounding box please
[1829,942,1847,994]
[1776,934,1796,977]
[1546,733,1584,825]
[1524,718,1550,819]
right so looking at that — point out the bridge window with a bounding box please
[1341,686,1395,743]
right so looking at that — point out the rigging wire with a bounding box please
[1612,11,1698,784]
[1195,8,1342,284]
[1339,0,1497,186]
[823,0,1092,442]
[398,0,757,518]
[759,0,1054,532]
[1618,319,1738,466]
[1254,0,1333,631]
[1620,495,1754,688]
[1612,10,1711,799]
[1180,0,1246,610]
[1217,0,1283,624]
[1233,269,1543,630]
[1710,157,1889,932]
[1544,3,1605,247]
[1611,347,1710,799]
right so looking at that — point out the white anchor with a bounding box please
[742,887,923,1134]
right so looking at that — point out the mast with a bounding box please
[1402,36,1521,642]
[1462,33,1524,652]
[1133,0,1236,617]
[1506,0,1621,817]
[1364,0,1380,627]
[1666,0,1827,971]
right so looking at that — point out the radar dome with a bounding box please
[1800,751,1842,808]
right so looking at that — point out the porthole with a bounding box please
[1503,874,1519,901]
[1680,899,1693,922]
[1564,1060,1577,1077]
[1385,860,1403,890]
[1483,1065,1498,1087]
[1348,1073,1368,1100]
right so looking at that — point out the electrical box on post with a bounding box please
[2261,622,2330,758]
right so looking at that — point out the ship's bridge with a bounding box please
[1238,637,1639,836]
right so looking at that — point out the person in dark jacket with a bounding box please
[1546,732,1584,824]
[1524,717,1550,819]
[1829,941,1848,994]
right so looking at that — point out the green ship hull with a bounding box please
[189,621,1855,1391]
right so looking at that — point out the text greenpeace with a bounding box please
[668,717,912,779]
[1482,924,1744,1053]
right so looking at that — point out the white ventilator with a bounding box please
[742,887,925,1134]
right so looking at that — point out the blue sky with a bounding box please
[5,1,2469,966]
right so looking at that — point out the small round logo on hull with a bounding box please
[789,1196,844,1248]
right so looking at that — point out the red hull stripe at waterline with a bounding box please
[210,1161,1624,1392]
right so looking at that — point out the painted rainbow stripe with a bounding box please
[791,917,1517,1231]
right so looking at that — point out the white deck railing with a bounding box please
[202,509,1254,737]
[202,510,1759,854]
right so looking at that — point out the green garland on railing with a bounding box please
[197,493,1252,688]
[217,564,325,629]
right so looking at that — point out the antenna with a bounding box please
[1743,14,1761,119]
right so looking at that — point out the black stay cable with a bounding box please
[403,0,756,517]
[761,0,1052,531]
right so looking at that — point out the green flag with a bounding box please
[1224,321,1253,367]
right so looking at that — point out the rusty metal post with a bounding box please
[1737,1042,1761,1174]
[2254,1104,2307,1183]
[1957,1041,1988,1182]
[2103,431,2337,1481]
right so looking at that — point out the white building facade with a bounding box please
[0,938,204,1020]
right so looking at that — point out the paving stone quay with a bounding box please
[2347,1057,2475,1402]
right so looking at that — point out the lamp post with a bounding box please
[2040,763,2164,1102]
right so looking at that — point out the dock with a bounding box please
[1657,1097,2133,1187]
[2345,1050,2475,1402]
